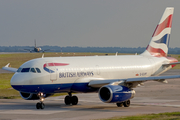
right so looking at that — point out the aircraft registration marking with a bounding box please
[136,73,147,76]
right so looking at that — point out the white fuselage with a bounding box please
[10,54,174,94]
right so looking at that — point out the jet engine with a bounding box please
[20,92,53,100]
[98,85,135,103]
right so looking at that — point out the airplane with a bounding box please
[24,39,50,53]
[3,7,180,109]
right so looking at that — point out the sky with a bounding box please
[1,0,180,48]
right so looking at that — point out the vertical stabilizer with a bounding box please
[34,39,36,47]
[142,7,174,57]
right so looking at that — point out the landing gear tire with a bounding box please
[64,96,71,105]
[64,95,78,105]
[123,100,130,107]
[36,102,45,109]
[116,102,123,107]
[71,96,78,105]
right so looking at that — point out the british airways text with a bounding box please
[59,71,94,78]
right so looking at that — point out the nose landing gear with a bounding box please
[36,102,45,109]
[64,92,78,105]
[36,93,45,109]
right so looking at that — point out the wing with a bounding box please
[2,63,18,73]
[24,49,34,52]
[42,49,51,52]
[24,49,31,51]
[88,75,180,88]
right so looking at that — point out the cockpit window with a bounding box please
[17,68,22,72]
[36,68,41,73]
[21,68,30,72]
[30,68,36,73]
[17,67,41,73]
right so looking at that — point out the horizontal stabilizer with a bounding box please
[163,62,180,66]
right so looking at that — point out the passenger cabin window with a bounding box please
[36,68,41,73]
[21,68,30,72]
[30,68,36,73]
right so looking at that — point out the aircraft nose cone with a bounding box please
[11,73,19,86]
[10,73,24,91]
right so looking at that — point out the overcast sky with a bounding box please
[1,0,180,48]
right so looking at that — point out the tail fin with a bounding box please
[141,7,174,57]
[34,39,36,47]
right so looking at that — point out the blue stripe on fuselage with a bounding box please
[11,83,98,94]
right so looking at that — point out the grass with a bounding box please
[0,73,20,99]
[0,73,13,89]
[100,112,180,120]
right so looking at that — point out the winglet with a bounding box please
[5,63,10,67]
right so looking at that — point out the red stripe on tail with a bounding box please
[152,14,173,37]
[146,45,167,57]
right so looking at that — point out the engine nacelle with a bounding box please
[98,85,135,103]
[20,92,53,100]
[20,92,39,100]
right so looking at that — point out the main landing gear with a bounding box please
[116,100,130,107]
[36,93,45,109]
[64,92,78,105]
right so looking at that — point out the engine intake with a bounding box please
[99,85,135,103]
[20,92,53,100]
[20,92,39,100]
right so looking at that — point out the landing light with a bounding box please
[40,98,44,102]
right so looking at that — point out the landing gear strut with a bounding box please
[36,93,45,109]
[64,92,78,105]
[116,100,130,107]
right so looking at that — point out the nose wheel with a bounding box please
[64,92,78,105]
[36,102,45,109]
[36,92,45,109]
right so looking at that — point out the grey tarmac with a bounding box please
[0,69,180,120]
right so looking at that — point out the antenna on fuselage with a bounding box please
[42,54,44,58]
[115,52,118,56]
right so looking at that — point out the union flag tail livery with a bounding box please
[142,7,174,57]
